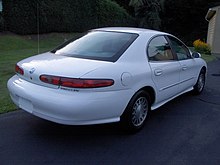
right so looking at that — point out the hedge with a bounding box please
[97,0,135,27]
[2,0,136,34]
[0,12,3,32]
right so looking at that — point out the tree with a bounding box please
[113,0,134,15]
[113,0,220,44]
[161,0,211,45]
[129,0,164,29]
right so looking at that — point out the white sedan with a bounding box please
[7,27,207,132]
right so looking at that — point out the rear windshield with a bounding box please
[51,31,138,62]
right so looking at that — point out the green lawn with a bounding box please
[201,54,217,62]
[189,47,217,62]
[0,33,217,114]
[0,33,79,114]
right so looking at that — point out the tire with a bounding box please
[120,90,151,132]
[193,69,206,95]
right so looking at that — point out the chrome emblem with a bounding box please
[29,68,35,74]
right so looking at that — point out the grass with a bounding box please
[189,47,217,62]
[0,34,218,114]
[0,32,80,114]
[201,54,217,62]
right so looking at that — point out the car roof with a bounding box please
[93,27,168,36]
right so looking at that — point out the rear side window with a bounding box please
[147,36,174,61]
[168,36,191,60]
[52,31,138,62]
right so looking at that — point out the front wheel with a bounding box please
[120,90,151,132]
[193,70,206,95]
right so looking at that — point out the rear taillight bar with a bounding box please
[15,64,24,75]
[40,75,114,88]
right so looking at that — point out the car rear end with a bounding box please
[7,29,141,125]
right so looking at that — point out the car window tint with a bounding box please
[52,31,138,62]
[168,36,191,60]
[148,36,174,61]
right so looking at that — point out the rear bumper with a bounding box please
[7,75,131,125]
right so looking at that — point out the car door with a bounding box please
[147,35,182,103]
[167,36,198,91]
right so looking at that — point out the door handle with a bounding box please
[182,65,187,71]
[154,69,163,76]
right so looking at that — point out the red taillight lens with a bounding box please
[15,64,24,75]
[40,75,114,88]
[40,75,60,85]
[60,78,114,88]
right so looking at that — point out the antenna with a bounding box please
[37,2,40,54]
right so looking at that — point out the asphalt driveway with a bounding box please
[1,59,220,165]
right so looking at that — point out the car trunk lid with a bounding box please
[17,52,110,88]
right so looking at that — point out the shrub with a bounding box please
[0,12,4,31]
[112,0,134,15]
[97,0,135,27]
[193,39,211,55]
[2,0,135,34]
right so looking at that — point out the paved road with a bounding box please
[1,60,220,165]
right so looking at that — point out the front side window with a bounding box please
[52,31,138,62]
[147,36,174,61]
[168,36,191,60]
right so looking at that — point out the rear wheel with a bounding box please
[120,90,151,132]
[193,69,206,95]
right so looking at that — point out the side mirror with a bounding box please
[192,52,201,58]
